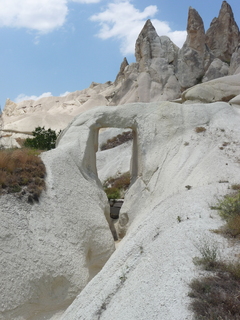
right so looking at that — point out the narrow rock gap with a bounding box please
[96,127,133,240]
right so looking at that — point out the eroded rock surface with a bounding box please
[206,1,240,62]
[182,72,240,103]
[59,100,240,320]
[0,125,115,319]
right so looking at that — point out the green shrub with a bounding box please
[217,192,240,237]
[24,126,60,150]
[193,239,220,271]
[104,187,121,200]
[217,192,240,221]
[103,172,131,199]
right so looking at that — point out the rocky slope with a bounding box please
[0,1,240,148]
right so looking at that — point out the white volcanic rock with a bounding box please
[97,140,132,183]
[202,58,229,82]
[229,94,240,107]
[0,82,113,141]
[0,125,116,319]
[1,94,240,319]
[58,101,240,320]
[111,21,181,105]
[97,127,132,183]
[182,72,240,103]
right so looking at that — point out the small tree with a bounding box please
[24,126,60,150]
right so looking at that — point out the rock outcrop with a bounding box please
[206,1,240,62]
[182,72,240,103]
[57,99,240,320]
[175,7,212,88]
[0,127,116,319]
[202,58,229,82]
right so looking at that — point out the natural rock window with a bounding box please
[96,128,133,219]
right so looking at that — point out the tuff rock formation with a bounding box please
[182,71,240,103]
[0,136,115,319]
[175,7,212,89]
[61,99,239,320]
[1,71,240,319]
[206,1,240,62]
[1,1,239,149]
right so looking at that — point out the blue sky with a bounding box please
[0,0,239,111]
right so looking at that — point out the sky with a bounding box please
[0,0,239,111]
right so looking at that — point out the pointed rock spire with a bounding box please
[135,19,159,66]
[186,6,205,52]
[206,1,240,61]
[114,57,129,84]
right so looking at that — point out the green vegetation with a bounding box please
[0,148,46,203]
[100,131,133,151]
[212,189,240,238]
[189,189,240,319]
[24,126,60,150]
[103,172,131,200]
[193,240,219,271]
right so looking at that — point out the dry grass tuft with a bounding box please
[189,262,240,319]
[195,127,206,133]
[0,148,46,203]
[100,131,133,151]
[190,188,240,319]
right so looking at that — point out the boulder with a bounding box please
[202,58,229,82]
[206,0,240,62]
[182,72,240,103]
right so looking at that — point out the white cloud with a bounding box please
[90,1,187,55]
[0,0,101,33]
[71,0,101,3]
[0,0,69,33]
[166,30,187,49]
[15,92,53,103]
